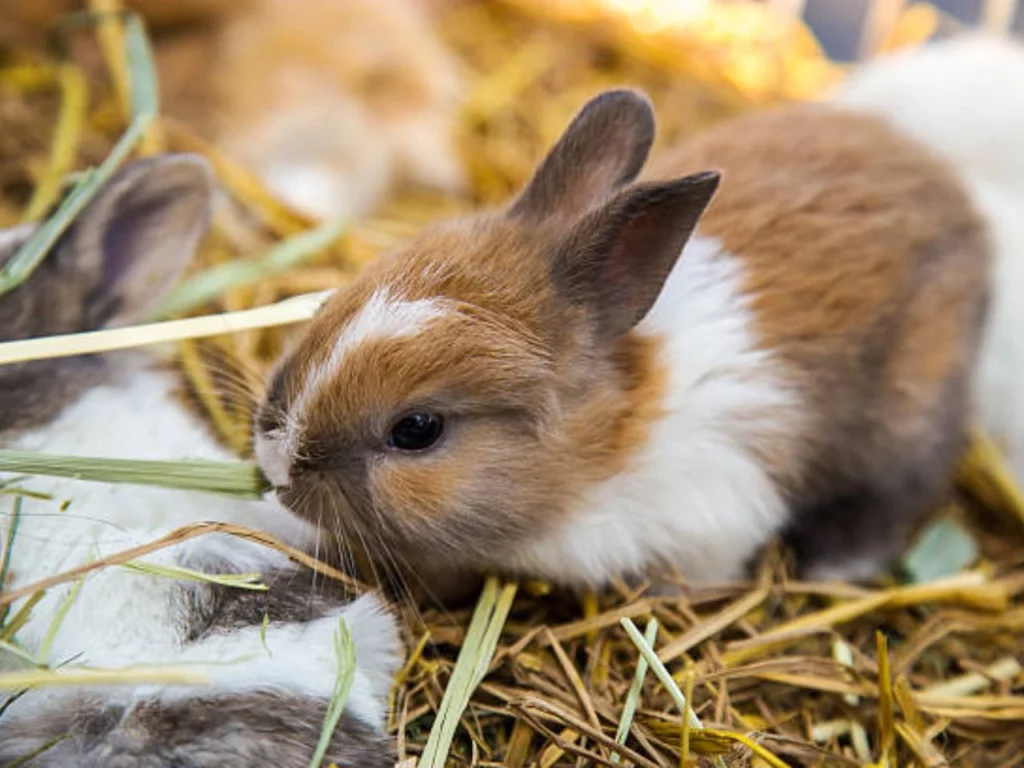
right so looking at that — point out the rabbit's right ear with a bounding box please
[509,89,656,228]
[63,153,214,326]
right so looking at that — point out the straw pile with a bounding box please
[1,1,1021,766]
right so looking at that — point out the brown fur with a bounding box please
[268,209,684,586]
[653,106,990,570]
[258,90,991,591]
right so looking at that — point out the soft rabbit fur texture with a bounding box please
[253,33,1022,595]
[0,156,401,767]
[831,32,1024,495]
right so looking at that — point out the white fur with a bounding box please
[254,430,292,489]
[831,33,1024,483]
[258,288,447,486]
[503,235,802,586]
[305,288,445,402]
[264,164,364,224]
[144,594,399,727]
[1,361,401,729]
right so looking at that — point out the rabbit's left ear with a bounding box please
[61,153,215,325]
[509,89,656,227]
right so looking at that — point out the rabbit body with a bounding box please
[0,157,400,767]
[831,32,1024,491]
[254,35,1023,595]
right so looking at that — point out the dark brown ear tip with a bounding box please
[688,169,722,186]
[588,88,654,110]
[682,170,723,200]
[579,88,655,127]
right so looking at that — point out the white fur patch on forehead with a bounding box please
[298,287,447,406]
[325,287,446,371]
[273,287,448,456]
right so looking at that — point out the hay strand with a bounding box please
[0,290,331,364]
[0,450,269,497]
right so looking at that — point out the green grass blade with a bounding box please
[123,14,159,120]
[3,735,66,768]
[420,577,517,768]
[309,617,357,768]
[0,688,30,720]
[0,450,270,498]
[154,220,347,318]
[611,617,658,763]
[620,617,702,728]
[620,617,729,768]
[0,120,147,298]
[0,13,157,298]
[0,592,45,643]
[0,496,23,627]
[0,639,42,668]
[37,578,84,665]
[472,581,518,688]
[22,64,88,223]
[901,518,979,584]
[121,561,267,591]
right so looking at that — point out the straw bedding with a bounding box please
[0,1,1021,765]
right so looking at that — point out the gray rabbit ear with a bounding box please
[63,153,215,326]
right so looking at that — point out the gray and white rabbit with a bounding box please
[0,155,401,767]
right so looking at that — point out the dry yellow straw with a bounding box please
[0,291,331,365]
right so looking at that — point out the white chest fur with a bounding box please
[504,236,801,586]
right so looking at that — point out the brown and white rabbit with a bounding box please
[253,33,1023,594]
[0,156,400,766]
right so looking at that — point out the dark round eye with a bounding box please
[387,412,444,452]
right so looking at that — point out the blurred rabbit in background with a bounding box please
[2,0,466,223]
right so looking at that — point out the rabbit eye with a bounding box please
[387,412,444,452]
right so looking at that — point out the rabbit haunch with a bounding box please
[0,156,400,766]
[257,74,995,592]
